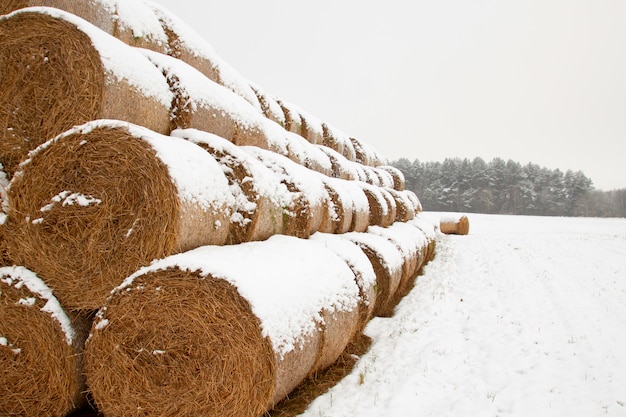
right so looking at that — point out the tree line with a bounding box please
[391,157,626,218]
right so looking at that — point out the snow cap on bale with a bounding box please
[5,120,233,309]
[385,188,416,222]
[148,0,262,111]
[284,131,333,176]
[0,0,169,52]
[141,49,272,149]
[243,146,329,238]
[318,177,355,235]
[317,145,359,181]
[378,165,406,191]
[0,266,90,417]
[342,231,405,317]
[172,128,291,243]
[321,123,357,162]
[0,7,172,177]
[85,235,361,417]
[357,182,393,228]
[249,81,287,126]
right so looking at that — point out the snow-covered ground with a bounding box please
[300,213,626,417]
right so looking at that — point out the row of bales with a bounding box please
[0,2,439,417]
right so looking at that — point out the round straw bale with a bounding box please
[377,165,406,191]
[372,167,396,189]
[276,99,304,136]
[342,180,370,233]
[349,137,373,165]
[0,7,172,177]
[172,128,291,243]
[368,222,429,301]
[357,182,390,228]
[5,120,233,309]
[317,146,359,181]
[249,82,287,127]
[142,49,272,149]
[318,177,354,234]
[405,189,424,214]
[408,215,439,261]
[379,187,398,227]
[320,123,345,157]
[440,213,470,235]
[0,266,90,417]
[361,166,382,187]
[284,132,333,176]
[310,233,377,333]
[85,235,360,416]
[385,188,415,222]
[0,0,170,52]
[244,147,329,239]
[342,232,404,317]
[150,2,262,112]
[295,107,325,145]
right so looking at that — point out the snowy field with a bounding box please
[300,213,626,417]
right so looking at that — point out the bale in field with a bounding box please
[244,147,329,239]
[318,177,355,235]
[249,82,287,127]
[408,214,440,261]
[149,1,262,112]
[0,0,170,52]
[0,266,90,417]
[317,146,358,181]
[85,235,361,417]
[342,231,404,317]
[284,132,333,177]
[0,7,172,177]
[405,189,424,214]
[172,128,290,244]
[276,99,304,137]
[377,165,406,191]
[385,188,415,222]
[357,182,393,228]
[5,120,233,310]
[141,49,277,150]
[368,222,430,302]
[440,213,470,235]
[320,123,357,162]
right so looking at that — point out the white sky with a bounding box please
[149,0,626,190]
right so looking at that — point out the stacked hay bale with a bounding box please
[0,3,438,417]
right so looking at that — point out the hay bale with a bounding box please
[385,188,415,222]
[321,124,357,162]
[318,178,354,234]
[361,166,382,187]
[342,232,404,317]
[249,82,287,127]
[0,166,9,265]
[357,182,391,228]
[310,233,377,333]
[372,167,396,189]
[0,7,172,177]
[284,132,333,176]
[368,222,429,302]
[0,266,90,417]
[276,99,304,136]
[142,49,273,150]
[408,214,440,261]
[317,146,359,181]
[85,235,360,417]
[379,187,398,227]
[342,180,371,233]
[244,147,329,239]
[149,2,262,112]
[5,120,233,309]
[440,213,470,235]
[172,128,290,244]
[0,0,170,52]
[378,165,406,191]
[404,189,424,214]
[293,105,325,145]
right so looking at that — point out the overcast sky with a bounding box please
[150,0,626,190]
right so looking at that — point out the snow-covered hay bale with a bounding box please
[244,147,328,239]
[173,128,289,244]
[440,213,470,235]
[378,165,406,191]
[250,82,287,126]
[321,124,357,162]
[0,7,172,177]
[310,233,377,333]
[5,120,233,309]
[0,266,90,417]
[358,182,394,228]
[276,99,304,136]
[317,146,359,181]
[142,50,275,151]
[85,236,360,416]
[149,2,262,112]
[318,178,354,234]
[385,188,415,222]
[284,132,333,177]
[342,232,404,317]
[405,189,423,214]
[368,222,429,301]
[0,0,169,52]
[409,215,439,261]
